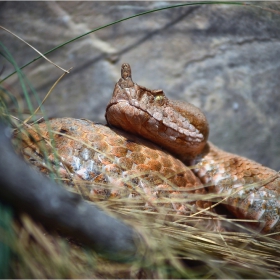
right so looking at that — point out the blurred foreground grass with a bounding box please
[1,2,280,278]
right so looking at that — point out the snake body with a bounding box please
[17,64,280,238]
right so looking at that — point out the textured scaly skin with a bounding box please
[18,118,211,217]
[106,63,209,162]
[16,63,280,237]
[194,142,280,235]
[106,63,280,237]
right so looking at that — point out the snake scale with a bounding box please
[16,63,280,239]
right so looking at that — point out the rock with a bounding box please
[1,2,280,169]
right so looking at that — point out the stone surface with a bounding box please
[1,1,280,170]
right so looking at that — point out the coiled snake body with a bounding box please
[18,64,280,238]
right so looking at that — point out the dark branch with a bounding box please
[0,120,140,262]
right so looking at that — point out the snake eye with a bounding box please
[153,90,165,105]
[154,95,164,101]
[154,95,166,106]
[152,89,166,105]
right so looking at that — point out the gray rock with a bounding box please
[1,1,280,169]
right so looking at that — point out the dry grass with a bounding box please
[4,122,280,278]
[2,189,280,278]
[1,3,280,278]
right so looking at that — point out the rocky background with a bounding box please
[1,1,280,170]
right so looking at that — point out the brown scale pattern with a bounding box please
[104,63,280,237]
[18,118,211,218]
[15,63,280,238]
[194,142,280,236]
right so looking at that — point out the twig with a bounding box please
[23,67,73,124]
[0,120,140,261]
[0,26,69,73]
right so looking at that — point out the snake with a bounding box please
[16,63,280,239]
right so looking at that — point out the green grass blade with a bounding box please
[0,1,244,83]
[0,203,14,278]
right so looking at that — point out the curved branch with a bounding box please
[0,120,140,261]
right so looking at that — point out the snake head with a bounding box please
[106,63,209,162]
